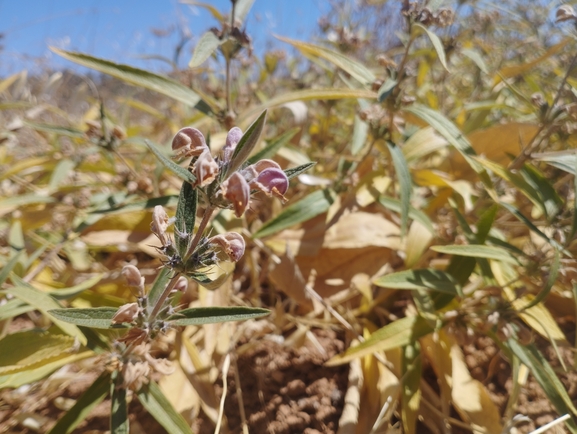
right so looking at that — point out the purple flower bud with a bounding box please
[172,127,208,156]
[209,232,246,262]
[251,167,289,201]
[222,127,243,161]
[222,172,250,217]
[241,159,281,183]
[193,149,219,187]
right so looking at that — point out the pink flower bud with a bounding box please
[122,265,144,288]
[209,232,246,262]
[172,127,208,156]
[222,172,250,217]
[241,159,281,183]
[193,149,219,187]
[250,167,289,201]
[222,127,243,161]
[111,302,140,324]
[173,276,189,293]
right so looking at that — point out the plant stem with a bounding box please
[148,273,181,321]
[186,206,216,258]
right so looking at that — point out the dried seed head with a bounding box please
[209,232,246,262]
[222,172,250,217]
[111,302,140,325]
[172,127,208,156]
[556,5,576,23]
[193,149,220,187]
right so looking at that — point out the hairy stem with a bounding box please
[148,273,181,321]
[186,206,216,258]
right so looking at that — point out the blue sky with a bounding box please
[0,0,327,75]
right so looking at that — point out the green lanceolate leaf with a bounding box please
[387,141,412,238]
[227,110,268,175]
[506,339,577,432]
[284,162,316,180]
[137,381,194,434]
[0,330,77,375]
[461,48,489,74]
[49,274,103,300]
[148,267,172,308]
[431,244,518,264]
[378,196,434,234]
[0,298,33,321]
[47,372,111,434]
[252,188,335,239]
[414,23,449,72]
[189,31,223,68]
[51,48,213,114]
[5,276,86,345]
[277,36,376,87]
[521,249,560,311]
[167,306,269,326]
[402,341,422,434]
[0,250,23,286]
[247,128,300,164]
[373,269,461,295]
[175,181,198,258]
[520,164,563,219]
[532,151,577,175]
[145,140,196,184]
[233,0,255,24]
[351,115,369,156]
[48,307,123,329]
[377,78,397,102]
[326,315,432,366]
[111,372,129,434]
[23,121,84,138]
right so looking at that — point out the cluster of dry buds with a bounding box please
[107,123,291,389]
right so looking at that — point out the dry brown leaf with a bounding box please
[268,246,314,309]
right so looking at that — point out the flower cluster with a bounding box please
[172,126,289,217]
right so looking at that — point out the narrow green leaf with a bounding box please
[461,48,489,74]
[247,128,299,165]
[326,316,432,366]
[111,373,129,434]
[405,104,487,178]
[520,164,563,219]
[233,0,255,24]
[137,381,194,434]
[0,193,55,210]
[48,307,122,329]
[378,196,434,234]
[387,141,412,238]
[374,269,460,294]
[49,274,103,300]
[277,36,376,86]
[284,162,316,180]
[252,189,335,239]
[167,306,269,326]
[0,298,33,321]
[521,250,560,311]
[51,48,212,114]
[91,195,179,214]
[23,121,84,138]
[47,372,111,434]
[0,250,23,286]
[148,267,172,309]
[174,182,198,258]
[500,202,566,252]
[145,140,196,184]
[5,276,86,345]
[402,341,422,434]
[506,339,577,431]
[532,151,577,175]
[351,115,368,156]
[377,78,397,102]
[189,31,222,68]
[431,244,518,264]
[242,88,377,120]
[415,24,449,71]
[476,205,498,243]
[49,159,76,190]
[227,110,268,175]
